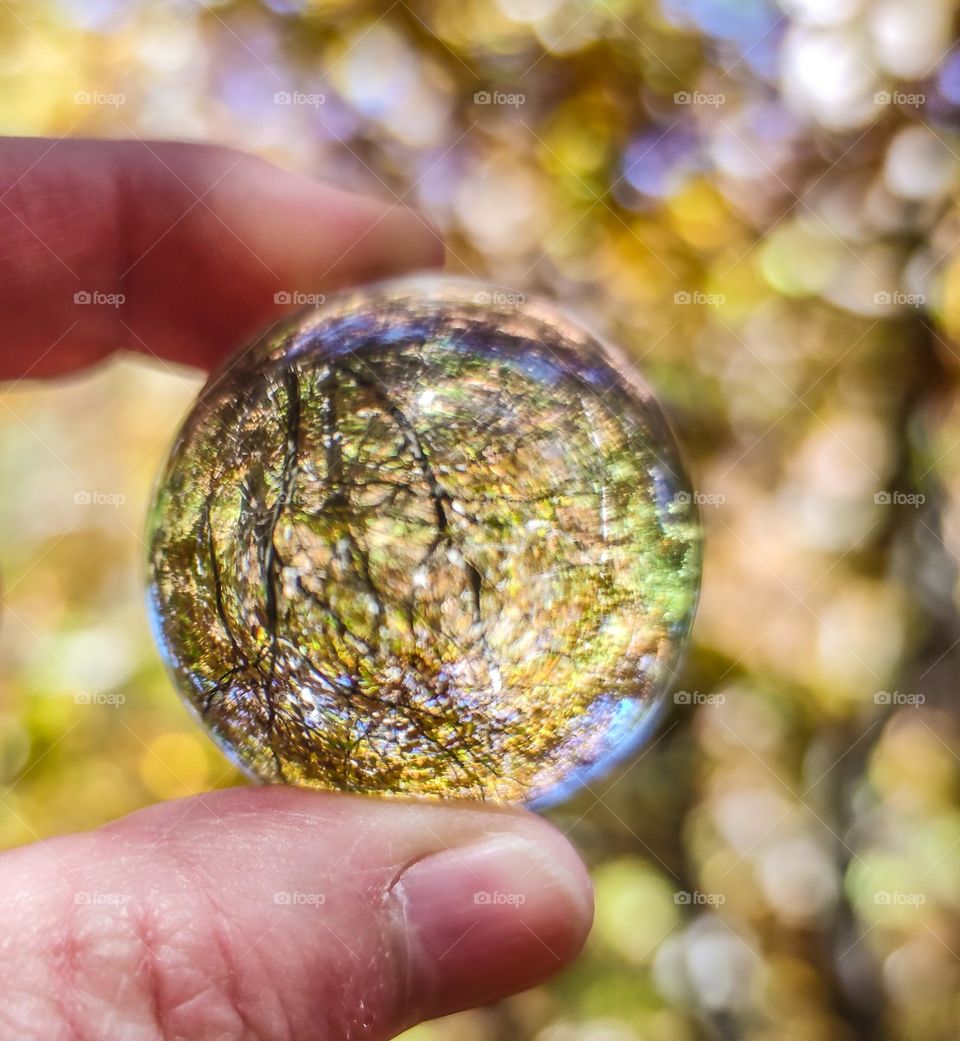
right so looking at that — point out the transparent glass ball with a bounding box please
[146,278,701,806]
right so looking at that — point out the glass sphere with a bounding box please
[146,278,701,806]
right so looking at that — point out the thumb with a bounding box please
[0,787,593,1040]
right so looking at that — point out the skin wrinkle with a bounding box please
[130,902,171,1041]
[129,822,396,1040]
[13,834,215,1041]
[207,914,271,1041]
[59,847,258,1040]
[127,892,251,1041]
[71,853,172,1040]
[129,841,264,1041]
[54,885,87,1041]
[35,807,272,1036]
[4,837,90,1041]
[221,923,295,1041]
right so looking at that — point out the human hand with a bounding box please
[0,138,593,1040]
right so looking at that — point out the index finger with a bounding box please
[0,137,443,380]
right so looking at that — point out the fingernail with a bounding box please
[394,831,592,1016]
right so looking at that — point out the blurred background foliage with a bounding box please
[1,0,959,1038]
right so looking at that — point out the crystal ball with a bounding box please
[146,278,700,806]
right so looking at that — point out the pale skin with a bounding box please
[0,139,593,1040]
